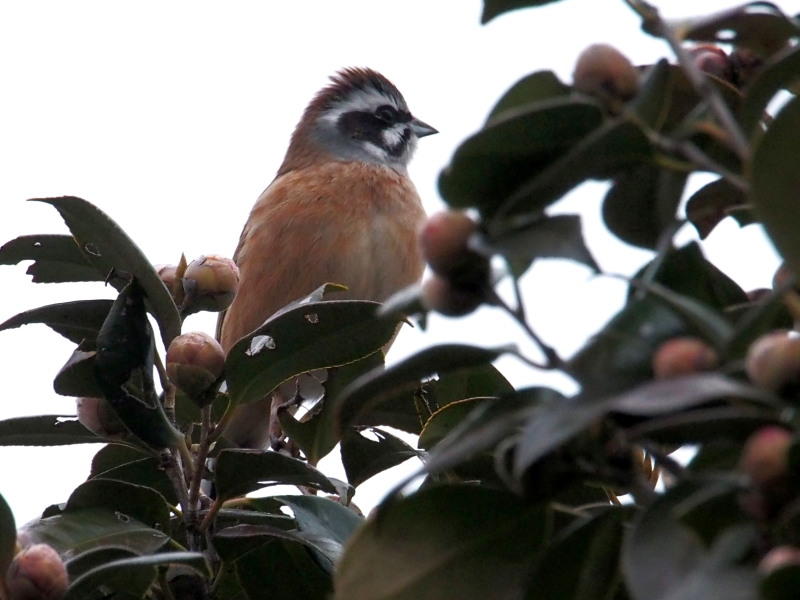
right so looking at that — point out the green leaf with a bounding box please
[680,2,800,56]
[685,177,751,239]
[739,43,800,135]
[603,163,687,249]
[53,346,104,398]
[439,99,604,216]
[430,363,515,410]
[0,492,15,579]
[486,70,570,122]
[481,0,562,23]
[0,234,101,283]
[213,449,339,502]
[483,213,599,277]
[340,428,420,488]
[0,300,113,344]
[526,507,633,600]
[0,415,103,446]
[89,445,178,505]
[727,287,793,359]
[491,118,652,219]
[752,96,800,277]
[334,485,548,600]
[334,344,510,433]
[64,479,170,532]
[65,545,138,584]
[30,196,181,345]
[64,551,208,600]
[761,562,800,600]
[20,509,169,556]
[226,299,401,407]
[274,495,363,548]
[629,59,673,130]
[279,352,385,465]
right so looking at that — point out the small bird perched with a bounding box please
[217,67,437,449]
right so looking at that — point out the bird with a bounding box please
[216,67,437,450]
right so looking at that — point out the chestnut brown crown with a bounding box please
[278,67,437,176]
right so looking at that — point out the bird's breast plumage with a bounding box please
[219,161,426,352]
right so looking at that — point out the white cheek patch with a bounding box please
[381,125,406,149]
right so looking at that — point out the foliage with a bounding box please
[2,1,800,598]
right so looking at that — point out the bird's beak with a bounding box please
[411,118,438,138]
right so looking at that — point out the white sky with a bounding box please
[0,0,794,524]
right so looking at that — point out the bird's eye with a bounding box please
[375,105,397,124]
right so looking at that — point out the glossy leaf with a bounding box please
[214,448,338,502]
[430,363,514,410]
[334,485,547,600]
[726,287,794,359]
[603,164,687,249]
[686,177,751,239]
[0,300,112,344]
[53,347,104,398]
[236,538,331,600]
[89,445,178,505]
[20,509,169,556]
[486,70,570,122]
[64,479,170,532]
[439,99,604,216]
[526,507,632,600]
[483,213,599,277]
[481,0,561,23]
[752,96,800,277]
[334,344,510,433]
[629,59,673,129]
[226,299,400,407]
[0,492,15,580]
[0,415,102,446]
[0,234,101,283]
[64,551,208,600]
[274,495,363,549]
[340,427,420,488]
[215,524,339,569]
[30,196,181,345]
[739,42,800,135]
[65,545,138,583]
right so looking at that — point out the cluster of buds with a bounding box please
[418,211,491,317]
[156,254,240,317]
[5,543,69,600]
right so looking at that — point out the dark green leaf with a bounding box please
[214,449,338,502]
[274,495,363,548]
[215,523,339,569]
[739,43,800,135]
[64,479,170,531]
[483,213,599,277]
[89,445,178,505]
[226,299,401,407]
[64,551,208,600]
[279,352,384,465]
[340,428,420,487]
[20,509,169,556]
[686,178,751,239]
[603,164,687,249]
[334,344,510,433]
[526,507,633,600]
[65,546,138,583]
[430,363,515,410]
[727,287,794,359]
[0,415,103,446]
[761,563,800,600]
[486,70,570,122]
[629,59,673,129]
[439,99,604,216]
[236,538,332,600]
[334,485,548,600]
[30,196,181,345]
[0,300,112,344]
[681,3,800,56]
[0,492,15,578]
[481,0,562,23]
[53,347,104,398]
[0,234,101,283]
[752,96,800,277]
[418,397,496,451]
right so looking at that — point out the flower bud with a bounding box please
[573,43,639,101]
[745,331,800,392]
[738,426,796,520]
[651,337,719,379]
[154,263,184,306]
[181,254,239,315]
[420,274,483,318]
[6,543,69,600]
[166,332,225,405]
[688,45,734,83]
[75,396,128,439]
[758,545,800,575]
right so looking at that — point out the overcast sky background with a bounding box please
[0,0,794,525]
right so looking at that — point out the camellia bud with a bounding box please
[5,543,69,600]
[75,396,128,439]
[573,43,639,101]
[738,426,796,520]
[420,274,483,318]
[155,263,184,307]
[166,332,225,405]
[745,331,800,392]
[181,254,240,316]
[688,45,734,83]
[651,337,719,379]
[758,545,800,575]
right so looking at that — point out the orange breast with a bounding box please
[219,161,426,352]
